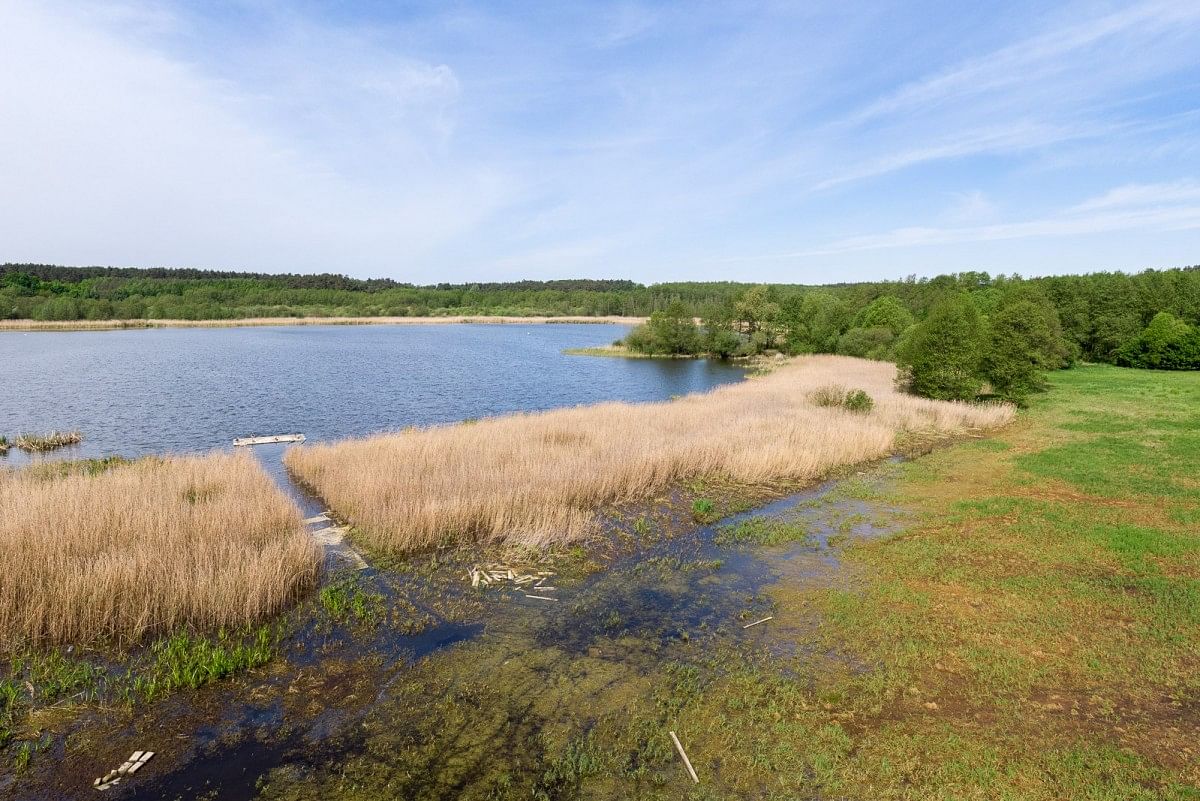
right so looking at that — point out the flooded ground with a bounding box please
[13,459,910,800]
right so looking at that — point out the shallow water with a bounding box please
[31,466,908,801]
[0,323,744,465]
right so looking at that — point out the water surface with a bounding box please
[0,323,744,465]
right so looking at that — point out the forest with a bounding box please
[3,263,1198,383]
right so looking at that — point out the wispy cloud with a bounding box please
[1,0,1198,281]
[788,184,1200,258]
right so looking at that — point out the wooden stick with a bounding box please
[524,594,557,601]
[669,731,699,783]
[742,616,774,629]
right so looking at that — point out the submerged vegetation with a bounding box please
[286,356,1012,553]
[11,430,82,452]
[0,452,320,650]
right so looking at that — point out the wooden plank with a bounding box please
[302,514,330,524]
[233,434,306,446]
[742,616,774,629]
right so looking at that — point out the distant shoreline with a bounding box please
[0,315,646,332]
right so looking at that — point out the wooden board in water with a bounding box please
[233,434,306,446]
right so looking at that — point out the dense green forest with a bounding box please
[4,263,1198,380]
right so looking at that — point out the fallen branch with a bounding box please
[669,730,699,783]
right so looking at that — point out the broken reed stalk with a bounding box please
[742,616,774,629]
[285,356,1014,554]
[669,730,700,783]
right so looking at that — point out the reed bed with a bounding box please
[0,453,320,651]
[13,430,83,452]
[286,356,1014,552]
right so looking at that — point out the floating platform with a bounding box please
[233,434,306,447]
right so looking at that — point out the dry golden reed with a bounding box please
[0,453,320,651]
[286,356,1014,553]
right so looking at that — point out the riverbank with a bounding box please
[0,315,645,332]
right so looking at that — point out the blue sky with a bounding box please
[2,1,1198,283]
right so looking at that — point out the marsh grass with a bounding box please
[13,430,82,452]
[286,356,1013,553]
[714,516,811,546]
[0,452,320,651]
[319,576,386,625]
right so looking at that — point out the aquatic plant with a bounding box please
[286,356,1013,552]
[12,430,83,452]
[0,436,8,456]
[691,498,716,522]
[0,453,320,650]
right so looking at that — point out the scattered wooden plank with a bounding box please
[742,616,774,629]
[233,434,306,446]
[524,594,557,601]
[669,731,699,783]
[302,514,329,524]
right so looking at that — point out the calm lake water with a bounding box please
[0,324,744,466]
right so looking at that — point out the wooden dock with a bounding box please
[233,434,306,446]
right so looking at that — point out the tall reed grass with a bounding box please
[0,453,320,651]
[286,356,1014,552]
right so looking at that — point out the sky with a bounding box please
[1,0,1198,284]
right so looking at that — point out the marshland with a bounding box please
[3,281,1199,800]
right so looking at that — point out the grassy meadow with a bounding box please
[284,355,1014,553]
[640,364,1200,799]
[0,453,320,650]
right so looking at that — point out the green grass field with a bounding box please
[658,364,1200,799]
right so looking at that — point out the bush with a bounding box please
[809,384,847,407]
[623,301,700,355]
[1113,312,1200,370]
[837,326,896,360]
[843,389,874,413]
[809,385,873,413]
[896,293,985,401]
[982,298,1068,404]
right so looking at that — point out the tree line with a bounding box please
[3,263,1198,388]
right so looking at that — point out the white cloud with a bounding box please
[792,185,1200,255]
[0,0,508,276]
[1070,180,1200,212]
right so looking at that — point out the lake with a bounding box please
[0,323,745,466]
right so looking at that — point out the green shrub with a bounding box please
[843,389,874,413]
[809,384,847,407]
[809,386,873,412]
[691,498,715,522]
[896,293,985,401]
[1113,312,1200,370]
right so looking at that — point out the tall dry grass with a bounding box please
[285,356,1014,552]
[0,453,320,651]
